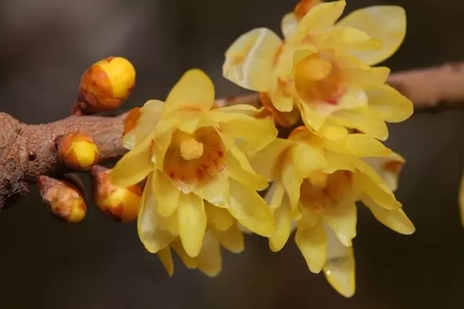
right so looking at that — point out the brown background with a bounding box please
[0,0,463,308]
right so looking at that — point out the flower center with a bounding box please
[299,170,353,213]
[295,52,346,105]
[179,135,204,161]
[164,127,225,192]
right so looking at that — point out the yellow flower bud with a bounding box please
[37,176,87,223]
[90,166,142,222]
[78,56,136,113]
[57,132,100,171]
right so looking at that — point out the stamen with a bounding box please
[180,137,204,161]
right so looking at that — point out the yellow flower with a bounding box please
[110,69,277,259]
[223,0,413,141]
[321,151,413,297]
[252,126,414,295]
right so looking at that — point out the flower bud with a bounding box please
[57,132,99,171]
[90,166,142,222]
[77,56,136,113]
[37,176,86,223]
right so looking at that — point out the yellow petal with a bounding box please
[281,13,299,38]
[291,143,328,176]
[323,229,355,298]
[224,139,269,191]
[223,28,282,91]
[205,202,235,231]
[281,160,303,209]
[291,0,346,44]
[362,195,415,235]
[153,170,180,217]
[331,107,389,141]
[110,135,154,187]
[316,118,349,141]
[295,219,327,273]
[250,138,294,181]
[366,84,414,123]
[122,100,164,150]
[211,110,278,155]
[324,133,392,158]
[460,171,464,228]
[177,193,207,257]
[269,198,293,252]
[171,240,197,269]
[193,172,230,208]
[265,182,286,210]
[354,161,401,210]
[157,246,174,276]
[299,100,329,131]
[336,5,406,65]
[228,179,275,237]
[363,152,405,192]
[165,69,215,112]
[212,223,245,253]
[197,232,223,277]
[324,201,357,247]
[322,26,382,51]
[137,174,177,253]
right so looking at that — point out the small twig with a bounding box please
[1,61,464,210]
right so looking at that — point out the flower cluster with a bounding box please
[110,0,415,297]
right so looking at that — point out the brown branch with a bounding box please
[1,61,464,210]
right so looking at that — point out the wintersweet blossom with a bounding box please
[253,126,414,296]
[223,0,413,141]
[110,69,277,260]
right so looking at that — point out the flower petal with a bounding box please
[281,13,299,39]
[336,5,406,65]
[228,179,275,237]
[157,246,174,276]
[171,239,197,269]
[137,174,177,253]
[362,195,415,235]
[295,219,327,273]
[211,109,278,155]
[212,223,245,254]
[223,28,282,91]
[165,69,215,112]
[177,193,207,257]
[269,197,293,252]
[282,159,303,209]
[366,84,414,123]
[153,170,180,217]
[363,152,405,192]
[205,202,235,231]
[224,141,269,191]
[324,201,357,246]
[324,133,392,158]
[331,107,389,141]
[323,228,356,298]
[196,232,223,277]
[265,182,286,210]
[194,172,230,208]
[110,135,154,187]
[291,0,346,44]
[250,138,294,181]
[122,100,164,150]
[354,161,402,210]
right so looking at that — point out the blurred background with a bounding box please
[0,0,464,308]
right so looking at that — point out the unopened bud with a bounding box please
[90,166,142,222]
[57,132,99,171]
[76,56,136,114]
[37,176,86,223]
